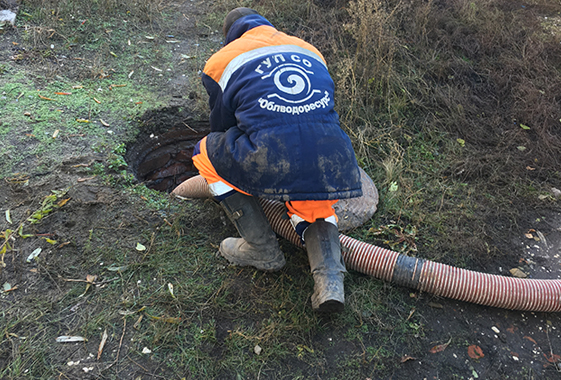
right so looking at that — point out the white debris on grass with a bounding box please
[0,10,17,25]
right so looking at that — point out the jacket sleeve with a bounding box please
[201,73,237,133]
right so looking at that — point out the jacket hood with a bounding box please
[225,14,274,45]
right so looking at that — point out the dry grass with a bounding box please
[244,0,561,264]
[280,0,561,180]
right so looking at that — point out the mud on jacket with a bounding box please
[201,14,362,202]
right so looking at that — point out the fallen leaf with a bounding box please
[52,129,59,139]
[56,336,87,343]
[517,146,526,151]
[526,166,536,171]
[161,317,181,324]
[457,138,465,147]
[57,198,70,207]
[86,274,97,284]
[3,282,12,292]
[93,97,101,104]
[168,283,175,298]
[510,268,528,278]
[5,210,12,224]
[78,274,97,297]
[401,355,416,363]
[254,344,262,355]
[100,119,110,127]
[524,336,538,345]
[133,314,143,329]
[77,176,96,182]
[107,264,128,272]
[145,313,181,324]
[543,353,561,363]
[524,233,534,239]
[54,92,72,95]
[118,310,137,316]
[429,338,451,353]
[520,124,530,130]
[18,225,33,238]
[136,242,146,251]
[76,119,90,123]
[26,248,42,262]
[142,347,152,354]
[97,329,108,360]
[38,94,54,101]
[468,345,484,359]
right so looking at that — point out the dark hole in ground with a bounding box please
[126,106,210,192]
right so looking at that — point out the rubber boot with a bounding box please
[219,192,285,272]
[304,219,346,313]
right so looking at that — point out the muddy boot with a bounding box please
[304,219,346,313]
[219,192,285,272]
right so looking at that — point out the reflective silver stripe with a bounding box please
[290,213,306,230]
[218,45,326,91]
[290,213,338,235]
[325,215,338,227]
[209,181,235,196]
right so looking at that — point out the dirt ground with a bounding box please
[1,1,561,379]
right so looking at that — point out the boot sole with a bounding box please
[218,249,286,272]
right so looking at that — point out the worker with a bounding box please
[191,7,362,313]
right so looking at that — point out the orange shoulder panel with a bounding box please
[203,25,326,83]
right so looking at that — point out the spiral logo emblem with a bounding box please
[274,66,308,95]
[265,63,321,104]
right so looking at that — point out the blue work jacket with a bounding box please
[201,14,362,201]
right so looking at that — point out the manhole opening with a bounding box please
[126,108,210,193]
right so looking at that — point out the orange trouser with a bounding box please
[192,137,338,235]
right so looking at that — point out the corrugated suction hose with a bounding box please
[173,175,561,312]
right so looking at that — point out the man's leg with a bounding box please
[286,200,346,313]
[192,137,285,271]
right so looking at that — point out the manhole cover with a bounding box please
[126,108,209,192]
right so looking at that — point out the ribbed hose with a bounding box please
[173,175,561,312]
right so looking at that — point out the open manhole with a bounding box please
[126,107,210,193]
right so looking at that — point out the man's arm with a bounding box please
[201,73,237,133]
